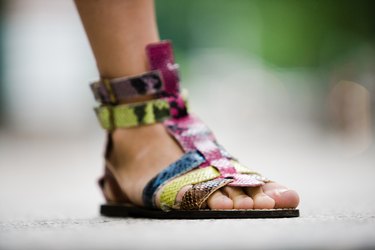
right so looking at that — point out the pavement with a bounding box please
[1,54,375,250]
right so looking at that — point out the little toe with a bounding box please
[246,186,275,209]
[262,182,300,208]
[207,190,233,209]
[222,186,254,209]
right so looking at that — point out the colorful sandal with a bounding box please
[91,41,299,219]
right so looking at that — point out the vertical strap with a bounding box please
[164,115,237,176]
[164,115,216,152]
[193,139,236,176]
[146,40,180,95]
[166,94,188,119]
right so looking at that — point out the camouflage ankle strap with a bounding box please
[95,92,189,130]
[90,71,164,105]
[91,40,181,105]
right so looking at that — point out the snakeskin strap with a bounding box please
[142,150,206,208]
[146,40,180,95]
[164,115,268,185]
[90,71,164,105]
[159,166,221,210]
[95,98,171,130]
[91,41,180,105]
[180,178,233,210]
[95,92,189,130]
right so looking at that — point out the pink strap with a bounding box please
[146,41,265,187]
[164,115,215,152]
[146,41,180,96]
[164,115,237,176]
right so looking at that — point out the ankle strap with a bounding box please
[90,71,164,105]
[95,92,189,130]
[91,41,180,105]
[90,41,187,130]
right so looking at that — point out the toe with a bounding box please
[262,182,300,208]
[207,190,233,209]
[175,185,192,203]
[246,186,275,209]
[222,187,254,209]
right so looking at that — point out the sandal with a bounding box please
[91,40,299,219]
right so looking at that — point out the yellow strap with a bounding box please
[95,98,171,130]
[231,160,260,175]
[159,166,220,210]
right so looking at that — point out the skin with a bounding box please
[75,0,300,210]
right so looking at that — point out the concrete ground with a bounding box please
[1,121,374,249]
[1,56,375,249]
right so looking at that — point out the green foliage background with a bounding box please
[156,0,375,68]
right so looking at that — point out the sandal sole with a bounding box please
[100,204,299,219]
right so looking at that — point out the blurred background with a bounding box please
[1,0,374,151]
[0,0,375,249]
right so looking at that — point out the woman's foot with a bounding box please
[106,123,300,210]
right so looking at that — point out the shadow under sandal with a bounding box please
[91,40,299,219]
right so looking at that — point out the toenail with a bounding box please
[273,189,289,197]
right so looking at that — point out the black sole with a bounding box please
[100,204,299,219]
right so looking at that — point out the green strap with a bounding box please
[95,98,171,130]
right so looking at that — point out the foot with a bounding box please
[107,123,300,209]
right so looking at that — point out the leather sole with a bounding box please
[100,204,299,219]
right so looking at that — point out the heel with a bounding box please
[98,167,130,203]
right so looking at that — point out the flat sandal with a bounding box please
[90,40,299,219]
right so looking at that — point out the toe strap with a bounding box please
[180,178,233,210]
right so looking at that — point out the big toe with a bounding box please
[263,182,299,208]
